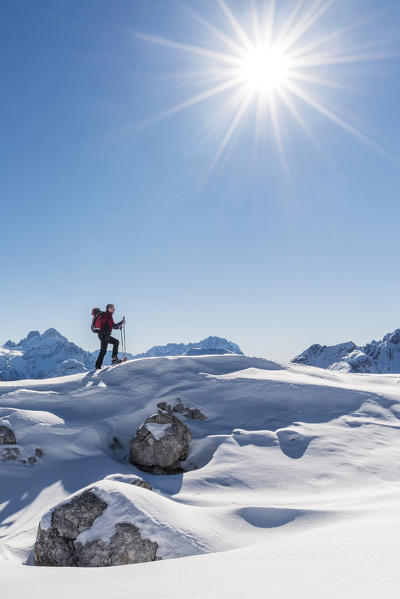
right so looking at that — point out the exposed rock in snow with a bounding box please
[104,473,153,491]
[292,328,400,373]
[51,490,106,539]
[35,490,109,566]
[33,475,235,569]
[75,522,157,567]
[0,423,43,463]
[34,488,158,567]
[130,413,192,474]
[1,446,20,461]
[157,398,206,421]
[109,436,123,450]
[0,425,16,444]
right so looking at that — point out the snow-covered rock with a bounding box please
[103,473,153,491]
[157,398,207,421]
[0,445,20,461]
[0,425,16,444]
[130,413,192,474]
[33,475,236,568]
[34,486,158,567]
[292,328,400,373]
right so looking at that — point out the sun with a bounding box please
[137,0,391,174]
[240,43,290,95]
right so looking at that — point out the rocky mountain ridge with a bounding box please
[0,330,242,381]
[292,328,400,373]
[133,335,242,358]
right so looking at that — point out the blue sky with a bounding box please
[1,0,400,361]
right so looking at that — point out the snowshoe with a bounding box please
[111,357,123,365]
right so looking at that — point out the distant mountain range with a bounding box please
[292,329,400,373]
[0,330,242,381]
[134,336,242,359]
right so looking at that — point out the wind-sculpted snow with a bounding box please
[2,354,400,596]
[292,328,400,373]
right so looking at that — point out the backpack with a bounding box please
[91,307,105,333]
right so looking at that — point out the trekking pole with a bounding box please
[122,318,126,358]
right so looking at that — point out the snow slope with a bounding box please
[292,328,400,373]
[1,355,400,598]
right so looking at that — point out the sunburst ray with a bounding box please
[216,0,254,50]
[136,0,394,174]
[135,33,242,67]
[139,76,243,128]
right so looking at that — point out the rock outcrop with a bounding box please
[130,413,191,474]
[1,446,20,461]
[34,488,158,567]
[104,473,153,491]
[157,398,206,421]
[0,425,16,444]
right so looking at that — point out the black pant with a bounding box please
[95,333,119,369]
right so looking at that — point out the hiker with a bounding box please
[93,304,126,370]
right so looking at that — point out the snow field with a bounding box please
[1,354,400,597]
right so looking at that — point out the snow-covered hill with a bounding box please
[292,328,400,373]
[0,330,242,381]
[2,354,400,598]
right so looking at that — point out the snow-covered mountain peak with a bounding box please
[17,328,66,348]
[26,330,40,340]
[135,335,242,359]
[0,329,92,381]
[4,340,16,349]
[0,330,243,381]
[293,328,400,373]
[382,328,400,345]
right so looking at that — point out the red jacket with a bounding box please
[99,311,122,334]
